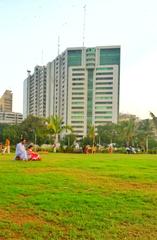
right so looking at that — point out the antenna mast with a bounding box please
[41,49,44,65]
[58,35,60,55]
[27,70,31,76]
[83,4,86,47]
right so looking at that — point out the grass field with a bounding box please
[0,153,157,240]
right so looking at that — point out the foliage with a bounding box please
[123,117,137,146]
[97,122,117,145]
[46,115,73,144]
[87,124,96,146]
[1,114,157,151]
[0,124,20,145]
[150,112,157,132]
[136,119,154,152]
[20,115,48,145]
[60,133,76,147]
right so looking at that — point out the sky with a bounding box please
[0,0,157,119]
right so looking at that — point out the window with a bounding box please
[87,69,94,125]
[72,97,84,100]
[95,101,112,104]
[95,96,112,100]
[72,73,84,76]
[95,92,113,95]
[68,50,82,66]
[96,87,113,90]
[96,67,113,71]
[100,48,120,65]
[95,116,112,119]
[72,107,84,109]
[72,102,84,105]
[72,82,84,85]
[95,111,112,114]
[71,116,84,119]
[71,121,84,123]
[96,72,113,75]
[96,77,113,80]
[72,68,84,71]
[72,87,84,90]
[96,82,112,85]
[72,78,84,81]
[72,111,84,115]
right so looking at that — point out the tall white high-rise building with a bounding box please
[46,46,120,139]
[23,65,47,119]
[23,46,120,138]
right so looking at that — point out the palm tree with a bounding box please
[137,119,153,152]
[46,115,72,145]
[124,117,137,146]
[150,112,157,131]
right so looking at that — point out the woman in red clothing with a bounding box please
[27,144,41,161]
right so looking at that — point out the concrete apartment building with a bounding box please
[0,112,23,124]
[23,65,47,119]
[0,90,12,112]
[46,46,120,139]
[0,90,23,124]
[23,46,120,139]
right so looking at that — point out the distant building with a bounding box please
[0,90,23,124]
[23,66,47,119]
[0,90,12,112]
[119,113,139,122]
[0,112,23,124]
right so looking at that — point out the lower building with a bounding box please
[0,112,23,124]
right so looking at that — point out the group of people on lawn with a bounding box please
[14,138,41,161]
[1,138,41,161]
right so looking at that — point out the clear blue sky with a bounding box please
[0,0,157,119]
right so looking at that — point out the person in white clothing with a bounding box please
[14,138,28,160]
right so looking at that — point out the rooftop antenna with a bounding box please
[82,4,86,47]
[58,35,60,55]
[41,49,44,65]
[27,70,31,76]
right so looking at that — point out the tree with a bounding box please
[97,123,117,146]
[46,115,72,145]
[150,112,157,131]
[87,124,96,146]
[137,119,153,152]
[123,117,137,146]
[0,124,20,145]
[60,134,76,147]
[20,115,47,145]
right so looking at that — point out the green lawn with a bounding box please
[0,153,157,240]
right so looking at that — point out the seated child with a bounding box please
[27,144,41,161]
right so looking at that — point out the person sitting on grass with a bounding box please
[14,138,28,161]
[27,144,41,161]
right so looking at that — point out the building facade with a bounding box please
[0,90,23,124]
[0,112,23,124]
[23,66,47,119]
[0,90,12,112]
[46,46,120,139]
